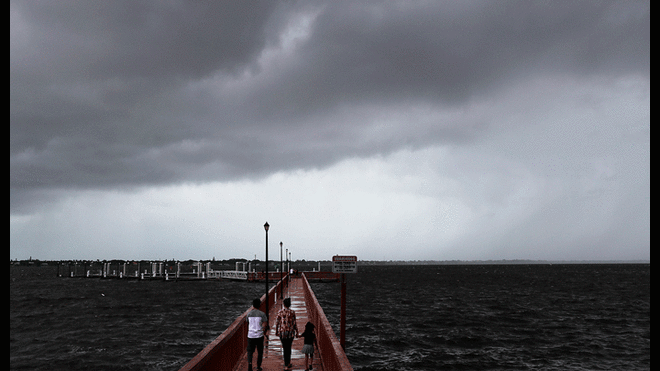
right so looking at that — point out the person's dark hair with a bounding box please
[283,298,291,307]
[304,321,315,333]
[252,298,261,308]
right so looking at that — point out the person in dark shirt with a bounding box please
[299,321,316,371]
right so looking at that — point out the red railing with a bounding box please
[303,271,340,282]
[247,272,287,281]
[301,273,354,371]
[179,275,289,371]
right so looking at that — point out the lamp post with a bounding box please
[264,222,269,321]
[280,241,283,303]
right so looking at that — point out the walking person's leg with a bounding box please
[281,337,294,367]
[255,336,264,370]
[308,343,315,370]
[279,336,286,366]
[247,338,256,371]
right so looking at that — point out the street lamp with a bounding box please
[264,222,269,321]
[280,241,283,303]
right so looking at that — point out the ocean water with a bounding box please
[10,264,649,370]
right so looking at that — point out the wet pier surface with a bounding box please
[235,277,323,371]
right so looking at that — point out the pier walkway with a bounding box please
[180,274,353,371]
[234,276,319,371]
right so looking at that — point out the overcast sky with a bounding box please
[10,0,649,262]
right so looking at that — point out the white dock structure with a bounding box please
[58,259,265,281]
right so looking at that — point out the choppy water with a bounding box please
[10,264,649,370]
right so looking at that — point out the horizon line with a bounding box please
[11,258,650,264]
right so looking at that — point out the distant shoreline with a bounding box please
[358,259,650,265]
[10,258,650,267]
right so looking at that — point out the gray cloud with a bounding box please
[253,1,649,109]
[10,0,649,214]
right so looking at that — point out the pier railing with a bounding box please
[302,273,354,371]
[179,274,289,371]
[303,271,340,282]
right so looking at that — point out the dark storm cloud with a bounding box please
[11,1,277,79]
[10,0,279,149]
[10,0,649,213]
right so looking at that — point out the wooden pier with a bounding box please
[179,273,353,371]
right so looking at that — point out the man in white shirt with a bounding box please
[246,298,268,371]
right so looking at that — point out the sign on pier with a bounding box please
[332,255,358,274]
[332,255,357,350]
